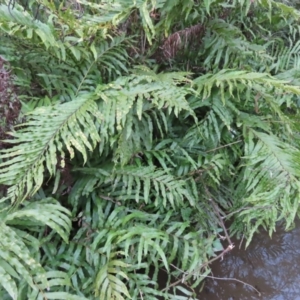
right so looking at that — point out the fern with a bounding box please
[0,93,101,205]
[2,0,300,299]
[94,253,131,299]
[232,130,300,243]
[0,198,82,299]
[70,166,196,211]
[0,69,195,206]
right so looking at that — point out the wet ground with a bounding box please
[199,219,300,299]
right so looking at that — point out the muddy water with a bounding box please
[199,219,300,299]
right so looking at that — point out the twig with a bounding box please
[203,186,232,246]
[239,234,245,249]
[208,197,232,246]
[201,244,235,268]
[206,140,242,153]
[160,244,234,292]
[139,289,144,300]
[99,194,121,205]
[162,261,261,296]
[204,274,261,296]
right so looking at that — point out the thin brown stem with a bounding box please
[160,244,234,292]
[209,197,233,246]
[206,140,242,153]
[162,260,261,296]
[203,186,233,246]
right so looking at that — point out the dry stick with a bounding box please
[159,266,195,295]
[139,289,144,300]
[204,185,233,246]
[162,268,196,295]
[99,194,121,205]
[204,274,261,296]
[206,140,242,153]
[209,197,233,246]
[239,234,245,249]
[201,244,235,268]
[162,261,261,296]
[160,245,234,292]
[162,268,262,296]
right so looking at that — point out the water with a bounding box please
[199,219,300,299]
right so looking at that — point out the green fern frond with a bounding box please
[94,253,131,299]
[5,198,71,243]
[0,4,57,49]
[63,200,221,298]
[270,40,300,72]
[0,93,100,205]
[28,271,89,300]
[194,69,300,104]
[243,130,300,192]
[0,198,72,298]
[73,166,196,208]
[0,69,195,205]
[258,0,300,19]
[231,130,300,244]
[201,19,267,70]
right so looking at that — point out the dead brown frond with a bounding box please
[161,23,206,59]
[0,56,21,149]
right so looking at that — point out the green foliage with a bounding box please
[0,198,81,299]
[1,0,300,299]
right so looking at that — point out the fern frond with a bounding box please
[0,198,72,298]
[94,253,131,299]
[232,130,300,244]
[65,200,221,298]
[5,198,71,243]
[243,130,300,192]
[0,69,195,205]
[28,271,89,300]
[201,19,267,70]
[270,40,300,72]
[72,166,196,208]
[0,93,100,205]
[0,4,58,49]
[258,0,300,19]
[194,69,300,104]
